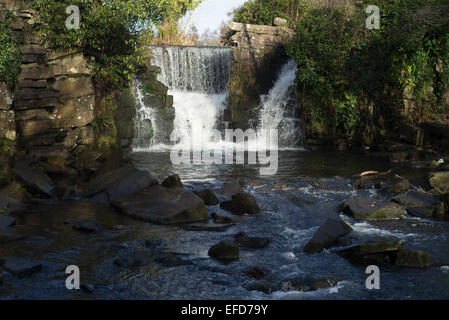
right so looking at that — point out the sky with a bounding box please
[187,0,248,35]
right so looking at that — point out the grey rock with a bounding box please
[220,192,260,215]
[343,197,404,220]
[303,218,352,253]
[208,240,239,263]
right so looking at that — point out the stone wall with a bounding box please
[225,21,294,130]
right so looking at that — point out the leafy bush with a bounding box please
[0,18,21,88]
[33,0,201,91]
[287,0,449,142]
[232,0,306,27]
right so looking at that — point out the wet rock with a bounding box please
[0,229,24,244]
[194,189,219,206]
[184,223,234,232]
[303,218,352,253]
[0,256,42,278]
[219,182,242,196]
[243,280,272,294]
[208,240,239,263]
[385,180,411,194]
[161,174,183,189]
[395,249,433,269]
[233,232,270,249]
[392,190,440,218]
[429,171,449,194]
[0,215,16,229]
[246,267,267,279]
[72,220,102,233]
[343,197,404,220]
[14,160,55,197]
[336,240,403,265]
[220,192,260,215]
[80,282,95,293]
[279,276,339,292]
[405,207,434,219]
[211,213,237,224]
[112,185,208,225]
[84,164,159,202]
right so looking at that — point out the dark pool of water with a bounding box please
[1,151,448,299]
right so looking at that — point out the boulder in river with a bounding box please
[303,218,352,253]
[343,197,404,220]
[336,240,403,265]
[0,256,42,278]
[429,171,449,194]
[72,220,102,233]
[279,276,339,293]
[194,189,219,206]
[392,190,440,218]
[84,164,159,203]
[208,240,239,263]
[233,232,270,249]
[14,160,55,197]
[161,174,183,189]
[220,192,260,215]
[112,185,208,225]
[395,249,434,269]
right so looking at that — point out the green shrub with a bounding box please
[0,17,22,88]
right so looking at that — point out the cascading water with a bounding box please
[133,45,302,152]
[256,60,303,148]
[132,46,232,151]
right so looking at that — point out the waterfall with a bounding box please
[132,45,302,153]
[256,60,303,148]
[133,46,232,150]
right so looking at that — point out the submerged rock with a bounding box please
[114,250,189,268]
[246,267,267,279]
[0,256,42,278]
[184,223,234,232]
[208,240,239,263]
[220,192,260,215]
[0,229,24,244]
[211,213,236,224]
[233,232,270,249]
[112,185,208,224]
[343,197,404,220]
[84,164,159,203]
[161,174,183,189]
[395,249,434,269]
[303,218,352,253]
[336,240,403,265]
[194,189,219,206]
[72,220,102,233]
[243,280,272,294]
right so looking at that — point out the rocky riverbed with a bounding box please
[0,150,449,299]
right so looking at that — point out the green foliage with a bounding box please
[232,0,306,27]
[287,0,449,143]
[33,0,202,90]
[0,17,22,88]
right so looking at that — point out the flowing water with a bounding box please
[2,47,449,300]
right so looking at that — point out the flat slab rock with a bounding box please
[0,256,42,278]
[343,197,404,220]
[183,223,235,232]
[112,185,208,225]
[393,190,439,209]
